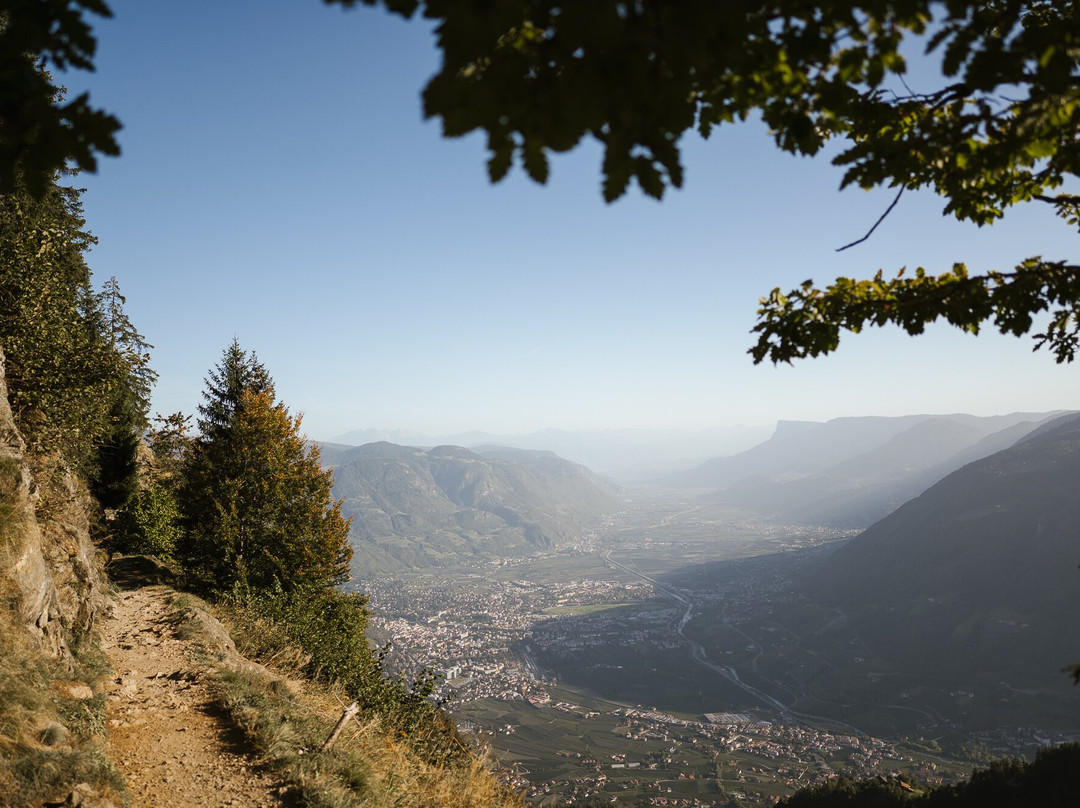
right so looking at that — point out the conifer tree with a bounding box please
[89,277,157,511]
[179,342,352,595]
[98,276,156,429]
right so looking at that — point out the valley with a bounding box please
[353,495,1080,805]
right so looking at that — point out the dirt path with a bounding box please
[101,581,284,808]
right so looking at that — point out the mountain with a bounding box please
[668,412,1060,491]
[799,412,1080,685]
[329,425,772,480]
[685,412,1065,526]
[330,442,620,574]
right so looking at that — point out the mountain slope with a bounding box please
[699,413,1063,526]
[331,443,619,574]
[665,415,934,490]
[330,425,772,480]
[800,412,1080,682]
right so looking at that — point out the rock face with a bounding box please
[0,344,106,660]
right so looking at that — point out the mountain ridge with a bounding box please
[331,442,619,574]
[798,411,1080,683]
[689,411,1068,526]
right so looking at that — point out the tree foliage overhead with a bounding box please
[7,2,1080,361]
[330,0,1080,363]
[0,0,121,197]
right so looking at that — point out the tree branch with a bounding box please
[836,186,905,251]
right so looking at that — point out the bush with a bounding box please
[114,482,180,560]
[226,586,468,767]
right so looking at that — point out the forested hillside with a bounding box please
[797,412,1080,685]
[329,442,619,573]
[676,412,1063,527]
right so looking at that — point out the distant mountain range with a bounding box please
[798,411,1080,685]
[668,411,1069,527]
[325,442,620,575]
[663,412,1080,734]
[329,425,772,481]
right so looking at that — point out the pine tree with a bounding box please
[89,277,158,511]
[179,342,352,595]
[196,338,272,441]
[92,388,141,511]
[99,276,157,430]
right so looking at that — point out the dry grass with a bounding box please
[0,456,123,808]
[0,603,124,808]
[172,595,524,808]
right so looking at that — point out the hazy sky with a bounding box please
[65,1,1077,440]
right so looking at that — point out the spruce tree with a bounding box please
[89,277,157,511]
[179,342,352,595]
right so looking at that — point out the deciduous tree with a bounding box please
[0,1,120,197]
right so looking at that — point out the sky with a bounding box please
[62,0,1078,441]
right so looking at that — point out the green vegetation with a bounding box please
[222,585,468,766]
[779,743,1080,807]
[0,611,124,806]
[178,340,352,595]
[332,442,617,575]
[327,0,1080,364]
[0,132,489,801]
[114,482,181,560]
[0,470,123,807]
[0,2,120,197]
[154,340,478,768]
[13,2,1080,365]
[169,592,522,808]
[0,177,144,484]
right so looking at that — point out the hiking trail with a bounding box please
[101,570,284,808]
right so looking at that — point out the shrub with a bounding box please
[114,482,180,560]
[226,585,468,767]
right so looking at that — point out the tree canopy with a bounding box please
[0,173,142,479]
[330,0,1080,363]
[0,0,121,197]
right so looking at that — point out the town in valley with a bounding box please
[354,499,1076,806]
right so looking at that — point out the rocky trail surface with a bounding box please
[101,561,285,808]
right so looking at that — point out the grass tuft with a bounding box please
[172,595,524,808]
[0,607,124,807]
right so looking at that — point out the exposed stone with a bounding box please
[46,782,118,808]
[0,343,106,662]
[55,681,95,700]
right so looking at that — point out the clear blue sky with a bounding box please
[65,0,1077,441]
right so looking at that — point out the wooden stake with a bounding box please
[320,701,360,751]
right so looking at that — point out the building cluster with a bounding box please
[362,562,655,703]
[358,552,1072,806]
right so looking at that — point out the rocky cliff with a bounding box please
[0,344,107,662]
